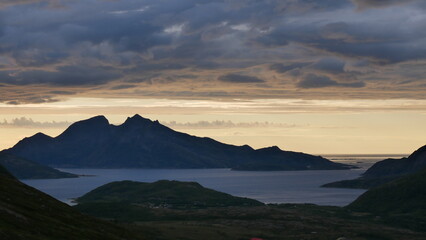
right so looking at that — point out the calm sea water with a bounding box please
[22,154,406,207]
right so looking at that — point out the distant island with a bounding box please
[75,180,263,217]
[323,145,426,189]
[4,114,354,171]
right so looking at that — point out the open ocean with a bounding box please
[22,154,407,207]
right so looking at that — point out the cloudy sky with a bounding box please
[0,0,425,154]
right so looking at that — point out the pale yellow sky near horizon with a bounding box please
[0,97,425,155]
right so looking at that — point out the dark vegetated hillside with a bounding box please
[348,168,426,231]
[0,165,144,240]
[323,145,426,189]
[0,152,77,179]
[76,180,263,209]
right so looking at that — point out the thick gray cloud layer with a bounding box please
[297,74,365,89]
[0,0,425,103]
[218,74,264,83]
[352,0,416,9]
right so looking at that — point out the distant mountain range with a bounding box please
[0,152,77,179]
[4,114,352,171]
[323,145,426,189]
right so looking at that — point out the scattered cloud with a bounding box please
[0,117,70,128]
[163,120,299,129]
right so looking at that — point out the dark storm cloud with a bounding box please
[0,0,424,103]
[297,74,365,89]
[257,16,426,64]
[218,74,265,83]
[352,0,417,9]
[0,65,122,86]
[270,62,311,73]
[110,84,138,90]
[310,58,346,74]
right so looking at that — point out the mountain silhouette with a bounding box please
[323,145,426,189]
[5,114,352,170]
[0,152,77,179]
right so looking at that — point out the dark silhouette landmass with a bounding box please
[5,114,353,171]
[347,168,426,231]
[75,180,263,220]
[0,165,143,240]
[323,145,426,189]
[77,180,263,208]
[0,152,77,179]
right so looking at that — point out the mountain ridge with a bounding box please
[5,114,353,171]
[323,145,426,189]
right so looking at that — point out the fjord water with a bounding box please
[22,155,406,206]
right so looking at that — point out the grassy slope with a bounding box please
[74,180,425,239]
[0,152,77,179]
[77,203,426,240]
[0,165,144,240]
[76,180,263,208]
[348,168,426,231]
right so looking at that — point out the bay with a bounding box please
[23,168,365,207]
[23,155,404,207]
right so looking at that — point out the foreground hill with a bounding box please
[73,179,425,239]
[0,165,143,240]
[0,152,77,179]
[348,168,426,231]
[323,145,426,189]
[76,180,263,210]
[5,114,352,170]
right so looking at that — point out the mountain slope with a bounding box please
[348,168,426,213]
[0,165,144,240]
[5,114,352,170]
[347,168,426,231]
[323,145,426,189]
[363,145,426,178]
[0,152,77,179]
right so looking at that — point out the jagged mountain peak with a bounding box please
[10,132,54,150]
[122,114,159,127]
[56,115,110,140]
[257,146,282,152]
[62,115,109,130]
[33,132,52,138]
[6,114,352,170]
[81,115,109,125]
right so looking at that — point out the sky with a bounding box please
[0,0,425,154]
